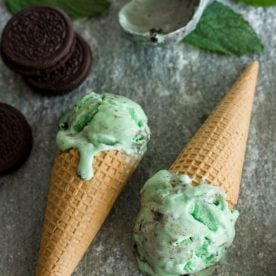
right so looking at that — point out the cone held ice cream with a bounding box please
[133,62,259,275]
[57,92,150,180]
[36,92,150,275]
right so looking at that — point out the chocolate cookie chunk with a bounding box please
[0,6,74,71]
[0,103,32,175]
[25,34,93,95]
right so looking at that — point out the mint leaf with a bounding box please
[4,0,110,20]
[184,1,264,56]
[237,0,276,6]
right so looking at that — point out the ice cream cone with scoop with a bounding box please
[134,61,259,275]
[36,92,150,275]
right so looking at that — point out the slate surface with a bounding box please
[0,0,275,275]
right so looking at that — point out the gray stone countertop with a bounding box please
[0,0,275,275]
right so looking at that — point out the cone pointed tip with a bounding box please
[246,60,260,75]
[237,61,259,91]
[251,60,259,66]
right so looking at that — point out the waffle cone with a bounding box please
[170,61,259,208]
[36,149,138,276]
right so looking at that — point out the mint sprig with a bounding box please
[4,0,110,20]
[237,0,276,6]
[184,1,264,56]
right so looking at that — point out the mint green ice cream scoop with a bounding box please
[134,170,239,275]
[56,92,150,180]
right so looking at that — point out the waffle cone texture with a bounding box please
[36,149,138,276]
[170,61,259,208]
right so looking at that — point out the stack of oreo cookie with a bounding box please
[0,6,92,96]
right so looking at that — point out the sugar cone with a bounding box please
[170,61,259,208]
[36,149,138,276]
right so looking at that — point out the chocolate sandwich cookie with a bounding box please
[1,37,77,76]
[0,6,74,72]
[0,103,32,175]
[25,34,93,95]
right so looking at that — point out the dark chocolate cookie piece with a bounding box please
[25,34,93,96]
[0,103,32,175]
[1,36,76,76]
[0,6,74,71]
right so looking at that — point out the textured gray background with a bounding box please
[0,0,275,275]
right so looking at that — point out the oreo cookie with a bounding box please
[0,6,75,72]
[0,103,32,175]
[0,6,93,95]
[25,34,92,95]
[1,37,77,76]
